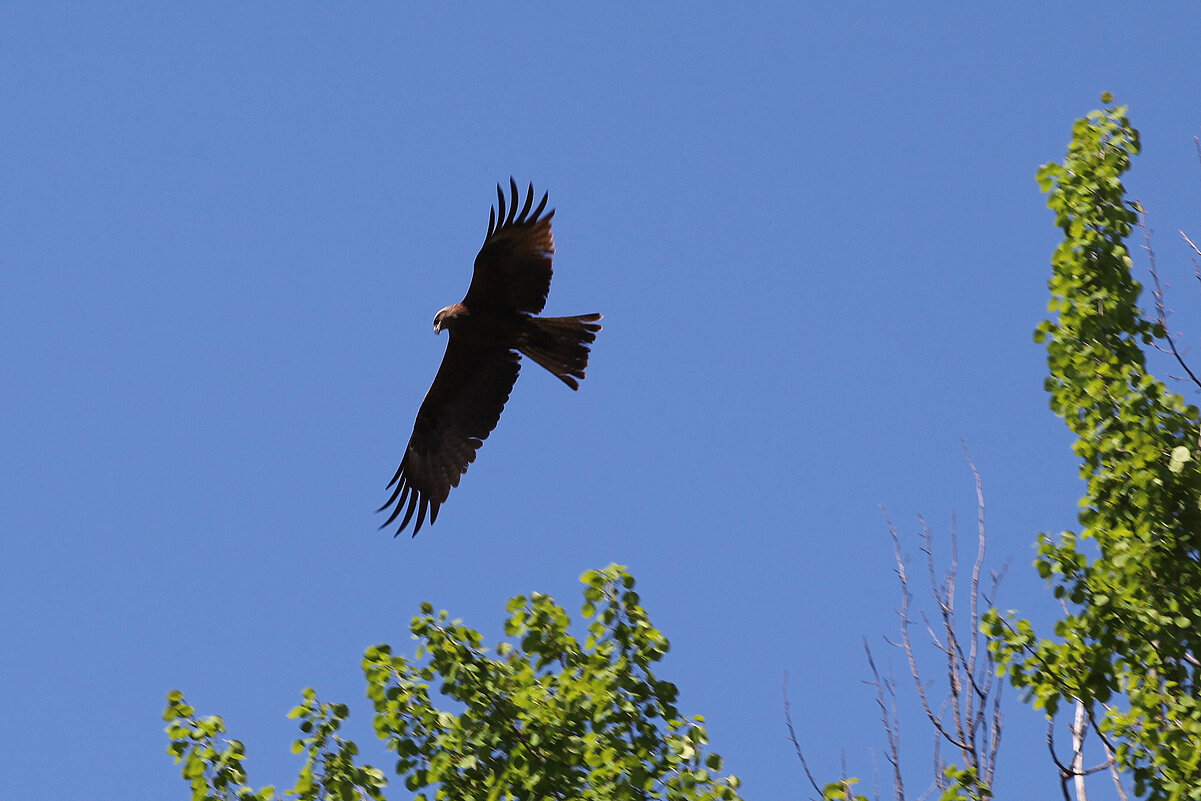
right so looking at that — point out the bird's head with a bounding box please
[433,304,460,334]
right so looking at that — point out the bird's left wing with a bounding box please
[379,340,521,536]
[463,179,555,314]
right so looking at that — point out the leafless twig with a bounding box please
[1048,718,1074,801]
[792,457,1003,800]
[784,673,826,799]
[882,453,1003,796]
[1138,204,1201,391]
[864,640,903,799]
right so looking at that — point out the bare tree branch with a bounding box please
[1047,718,1074,801]
[1104,726,1131,801]
[887,512,971,752]
[963,447,1004,786]
[1181,229,1201,260]
[864,640,904,800]
[1071,700,1089,801]
[840,751,857,801]
[795,460,1004,800]
[1138,205,1201,391]
[783,673,826,800]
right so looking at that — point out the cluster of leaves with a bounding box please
[821,765,988,801]
[363,563,741,801]
[984,99,1201,799]
[819,761,989,801]
[166,690,268,801]
[166,564,741,801]
[165,687,386,801]
[286,689,388,800]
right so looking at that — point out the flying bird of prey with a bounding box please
[379,180,602,536]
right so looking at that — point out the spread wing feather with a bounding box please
[378,342,521,536]
[464,178,555,314]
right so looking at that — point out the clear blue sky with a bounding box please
[5,5,1201,799]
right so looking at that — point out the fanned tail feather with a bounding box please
[519,313,602,390]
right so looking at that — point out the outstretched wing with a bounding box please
[462,178,555,314]
[379,342,521,536]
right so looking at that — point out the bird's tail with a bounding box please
[519,313,603,390]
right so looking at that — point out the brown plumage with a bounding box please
[379,180,602,536]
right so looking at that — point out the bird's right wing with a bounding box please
[378,340,521,536]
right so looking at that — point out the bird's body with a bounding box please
[379,180,601,536]
[434,303,520,344]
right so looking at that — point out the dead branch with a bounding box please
[783,673,826,800]
[864,640,904,799]
[1138,205,1201,391]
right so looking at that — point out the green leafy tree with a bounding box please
[984,98,1201,800]
[166,564,742,801]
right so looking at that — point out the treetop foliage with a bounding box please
[985,100,1201,800]
[165,564,742,801]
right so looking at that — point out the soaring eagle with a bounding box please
[379,180,602,536]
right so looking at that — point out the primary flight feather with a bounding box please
[379,180,602,536]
